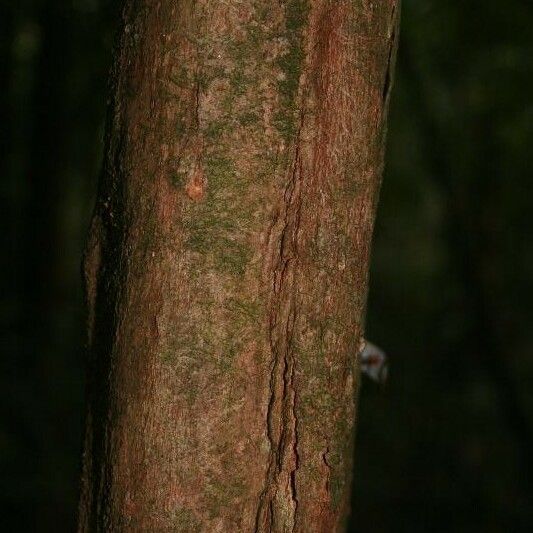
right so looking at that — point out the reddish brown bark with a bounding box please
[78,0,399,531]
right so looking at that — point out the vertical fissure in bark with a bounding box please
[382,1,400,104]
[256,139,304,532]
[321,447,331,496]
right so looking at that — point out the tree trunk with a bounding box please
[78,1,399,531]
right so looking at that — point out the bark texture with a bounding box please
[79,1,399,531]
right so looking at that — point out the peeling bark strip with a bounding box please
[78,1,400,532]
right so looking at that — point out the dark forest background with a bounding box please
[1,1,532,531]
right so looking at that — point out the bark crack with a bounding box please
[382,1,399,103]
[322,447,331,496]
[256,136,303,532]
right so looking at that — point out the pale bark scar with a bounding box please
[185,162,206,201]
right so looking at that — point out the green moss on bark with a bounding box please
[274,0,309,140]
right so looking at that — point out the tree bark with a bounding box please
[78,1,399,531]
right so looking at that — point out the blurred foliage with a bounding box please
[0,0,531,531]
[1,0,118,530]
[351,1,533,532]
